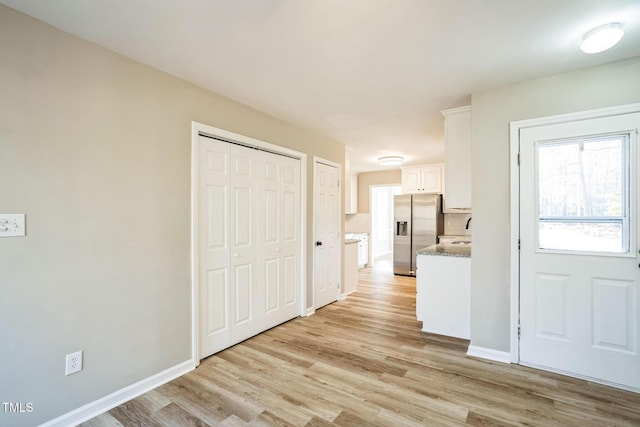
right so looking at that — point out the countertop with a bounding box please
[438,234,471,241]
[345,232,368,240]
[417,243,471,258]
[345,239,359,244]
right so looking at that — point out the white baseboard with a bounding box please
[466,345,511,364]
[40,359,194,427]
[304,307,315,317]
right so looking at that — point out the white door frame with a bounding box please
[312,157,343,304]
[190,121,307,366]
[509,102,640,363]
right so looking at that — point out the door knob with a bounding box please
[315,241,323,246]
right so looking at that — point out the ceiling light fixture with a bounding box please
[580,22,624,54]
[377,156,404,166]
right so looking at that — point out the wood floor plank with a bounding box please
[218,414,249,426]
[81,412,125,427]
[109,400,162,427]
[150,402,211,427]
[83,267,640,426]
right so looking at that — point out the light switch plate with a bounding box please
[0,214,26,237]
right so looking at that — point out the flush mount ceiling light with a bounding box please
[377,156,404,166]
[580,22,624,54]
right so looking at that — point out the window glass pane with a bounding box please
[538,138,622,218]
[539,222,623,252]
[537,134,629,253]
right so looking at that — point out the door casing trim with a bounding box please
[190,121,307,366]
[509,102,640,364]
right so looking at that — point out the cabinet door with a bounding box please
[416,255,426,321]
[344,243,358,294]
[346,174,358,214]
[361,239,368,266]
[421,166,442,193]
[443,107,471,208]
[401,167,422,193]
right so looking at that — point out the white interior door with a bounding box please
[198,135,302,359]
[258,153,301,327]
[198,137,232,357]
[314,161,340,309]
[227,143,258,344]
[519,112,640,390]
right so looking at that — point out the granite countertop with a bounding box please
[345,239,359,244]
[417,243,471,258]
[438,234,471,241]
[345,232,368,239]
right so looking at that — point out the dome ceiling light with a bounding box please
[378,156,404,166]
[580,22,624,54]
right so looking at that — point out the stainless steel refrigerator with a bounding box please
[393,193,444,276]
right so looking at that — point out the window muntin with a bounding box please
[536,134,630,254]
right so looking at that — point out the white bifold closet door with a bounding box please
[198,135,301,359]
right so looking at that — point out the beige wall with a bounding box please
[0,6,344,426]
[356,170,402,213]
[470,56,640,353]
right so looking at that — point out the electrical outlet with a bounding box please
[0,214,26,237]
[65,351,83,376]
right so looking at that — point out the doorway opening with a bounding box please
[370,185,402,271]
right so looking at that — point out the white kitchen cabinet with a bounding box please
[357,234,368,268]
[344,241,358,295]
[344,149,358,214]
[416,253,470,339]
[441,106,471,210]
[346,233,369,269]
[346,173,358,214]
[401,164,443,194]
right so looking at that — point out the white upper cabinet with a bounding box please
[441,106,471,209]
[344,149,358,214]
[420,167,442,193]
[346,173,358,214]
[401,164,443,194]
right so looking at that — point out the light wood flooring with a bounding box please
[83,268,640,426]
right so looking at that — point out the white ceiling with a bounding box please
[3,1,640,172]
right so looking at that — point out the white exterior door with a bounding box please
[519,112,640,390]
[314,161,340,309]
[198,135,301,358]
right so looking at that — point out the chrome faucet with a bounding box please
[465,217,472,230]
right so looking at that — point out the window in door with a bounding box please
[536,133,631,254]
